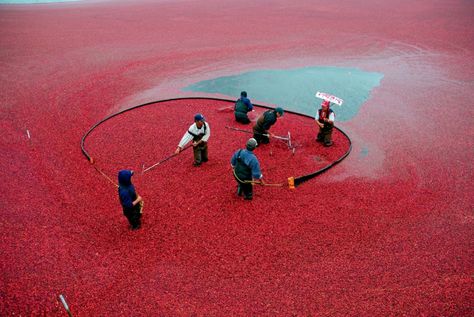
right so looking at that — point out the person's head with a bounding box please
[118,170,134,186]
[321,100,330,109]
[240,91,247,98]
[246,138,258,151]
[194,113,205,128]
[275,107,284,118]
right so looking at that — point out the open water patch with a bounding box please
[183,66,383,121]
[360,146,369,158]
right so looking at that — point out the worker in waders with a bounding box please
[234,91,254,124]
[316,100,335,146]
[230,138,264,200]
[118,170,143,230]
[252,107,284,145]
[175,113,211,166]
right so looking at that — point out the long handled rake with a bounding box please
[225,126,295,152]
[59,294,73,317]
[233,169,285,187]
[142,145,191,174]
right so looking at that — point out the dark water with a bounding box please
[183,66,383,121]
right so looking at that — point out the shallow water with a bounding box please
[183,66,383,121]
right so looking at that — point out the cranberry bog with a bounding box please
[1,0,473,315]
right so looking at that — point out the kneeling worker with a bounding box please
[230,138,264,200]
[234,91,254,124]
[175,113,210,166]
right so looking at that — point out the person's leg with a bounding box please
[201,143,208,162]
[324,128,333,146]
[253,125,271,144]
[193,145,202,166]
[252,134,259,144]
[233,173,245,196]
[124,210,140,230]
[236,182,243,196]
[233,175,243,196]
[242,182,253,200]
[253,126,262,145]
[317,127,324,142]
[130,210,141,230]
[124,211,133,227]
[235,112,250,124]
[260,134,270,144]
[136,212,142,229]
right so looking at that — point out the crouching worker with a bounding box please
[252,107,284,145]
[234,91,254,124]
[230,138,264,200]
[316,100,335,146]
[118,170,143,230]
[175,113,210,166]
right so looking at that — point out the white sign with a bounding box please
[315,91,344,106]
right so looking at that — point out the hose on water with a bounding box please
[81,97,352,187]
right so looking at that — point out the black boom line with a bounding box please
[80,97,352,187]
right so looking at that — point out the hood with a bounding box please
[118,170,133,186]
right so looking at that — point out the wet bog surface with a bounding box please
[1,0,473,315]
[85,98,351,186]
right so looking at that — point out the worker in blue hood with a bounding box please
[118,170,143,230]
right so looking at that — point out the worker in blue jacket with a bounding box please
[234,91,254,124]
[118,170,143,230]
[230,138,264,200]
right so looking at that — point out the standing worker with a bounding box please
[230,138,264,200]
[234,91,254,124]
[175,113,211,166]
[316,100,335,146]
[118,170,143,230]
[252,107,284,145]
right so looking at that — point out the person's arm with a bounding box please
[119,189,133,209]
[201,122,210,142]
[230,151,237,168]
[120,187,142,208]
[326,112,335,124]
[316,110,324,128]
[248,156,263,182]
[176,124,194,153]
[253,174,264,185]
[132,195,142,206]
[244,98,253,111]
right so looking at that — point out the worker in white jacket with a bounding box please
[175,113,211,166]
